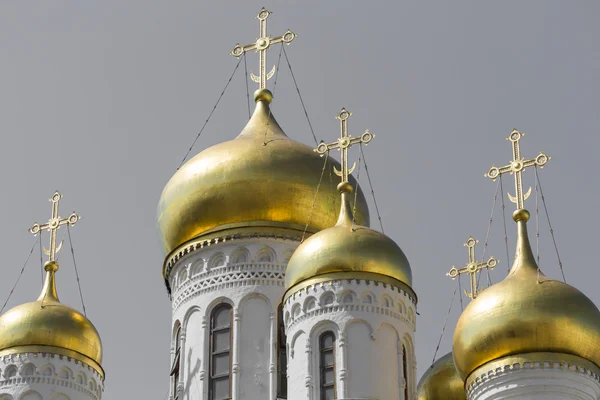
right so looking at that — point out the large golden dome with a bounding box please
[453,209,600,381]
[284,185,412,296]
[0,261,103,377]
[157,90,369,255]
[417,352,466,400]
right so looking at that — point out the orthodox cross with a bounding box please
[29,191,80,262]
[446,237,498,299]
[230,8,296,89]
[315,108,375,183]
[485,129,550,210]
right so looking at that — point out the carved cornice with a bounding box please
[172,263,286,311]
[467,352,600,395]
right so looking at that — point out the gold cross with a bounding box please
[446,237,498,299]
[29,191,80,262]
[314,108,374,183]
[485,129,550,210]
[230,8,296,89]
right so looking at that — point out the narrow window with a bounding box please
[171,325,181,399]
[319,332,336,400]
[277,305,288,398]
[403,345,409,400]
[209,304,232,400]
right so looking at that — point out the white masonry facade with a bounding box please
[166,235,419,400]
[0,352,103,400]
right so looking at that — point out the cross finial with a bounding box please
[485,129,550,210]
[230,8,296,89]
[314,108,374,184]
[29,191,80,262]
[446,237,498,299]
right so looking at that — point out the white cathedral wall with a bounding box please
[168,237,298,400]
[283,277,417,400]
[467,354,600,400]
[239,296,271,399]
[0,352,103,400]
[182,310,203,400]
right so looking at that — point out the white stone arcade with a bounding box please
[466,354,600,400]
[0,351,103,400]
[167,235,419,400]
[168,237,296,400]
[283,277,417,400]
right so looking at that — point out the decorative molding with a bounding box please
[172,263,286,310]
[468,355,600,397]
[0,353,103,382]
[164,231,302,280]
[286,299,414,332]
[285,278,417,306]
[0,352,103,400]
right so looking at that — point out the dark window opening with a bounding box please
[277,305,288,398]
[319,331,336,400]
[209,304,233,400]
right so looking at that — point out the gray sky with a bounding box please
[1,1,599,398]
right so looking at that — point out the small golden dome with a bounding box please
[453,210,600,381]
[417,352,466,400]
[284,187,412,294]
[157,89,369,255]
[0,261,103,377]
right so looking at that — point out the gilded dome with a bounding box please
[157,89,369,255]
[0,261,103,377]
[284,186,412,294]
[453,209,600,381]
[417,352,466,400]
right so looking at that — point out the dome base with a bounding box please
[467,353,600,400]
[0,345,104,379]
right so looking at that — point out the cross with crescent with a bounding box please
[315,108,375,183]
[446,237,498,299]
[29,191,80,262]
[485,129,550,210]
[230,8,296,89]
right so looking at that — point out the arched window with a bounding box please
[171,324,181,399]
[319,332,336,400]
[4,365,17,379]
[21,363,35,376]
[209,304,232,400]
[277,304,287,398]
[402,345,409,400]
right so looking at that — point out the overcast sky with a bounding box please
[1,1,599,398]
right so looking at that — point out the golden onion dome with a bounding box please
[0,261,103,378]
[284,182,412,296]
[157,89,369,256]
[453,209,600,381]
[417,352,466,400]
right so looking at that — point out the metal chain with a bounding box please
[38,231,44,288]
[272,43,284,99]
[351,155,363,229]
[55,227,67,262]
[430,279,459,367]
[458,277,464,311]
[301,151,329,243]
[1,237,38,314]
[477,178,501,291]
[535,166,566,282]
[243,53,251,120]
[499,176,511,273]
[359,143,384,233]
[282,46,318,145]
[67,224,87,316]
[177,56,243,170]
